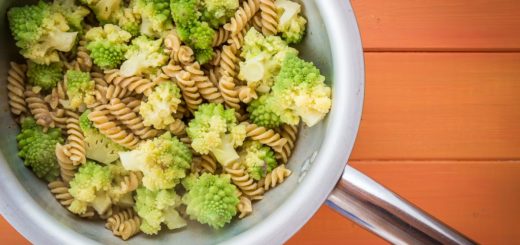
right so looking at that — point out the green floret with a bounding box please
[133,0,173,37]
[8,1,78,64]
[239,141,277,180]
[64,70,95,110]
[239,28,298,93]
[16,117,64,182]
[271,54,332,127]
[275,0,306,44]
[187,103,246,166]
[171,0,215,64]
[120,35,169,76]
[201,0,239,28]
[183,173,239,229]
[85,24,132,69]
[119,132,192,191]
[79,110,125,164]
[247,94,282,128]
[80,0,122,23]
[68,161,113,215]
[139,82,182,130]
[26,61,63,91]
[134,188,186,235]
[52,0,90,32]
[114,7,141,36]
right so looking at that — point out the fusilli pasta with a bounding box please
[237,195,253,218]
[65,112,86,165]
[175,70,202,111]
[104,70,154,96]
[168,118,187,137]
[55,143,77,183]
[224,0,261,34]
[263,164,291,190]
[105,208,141,241]
[277,124,299,163]
[25,88,54,130]
[242,122,287,154]
[6,62,27,116]
[88,106,140,149]
[109,98,159,140]
[184,62,223,103]
[259,0,279,35]
[224,162,264,200]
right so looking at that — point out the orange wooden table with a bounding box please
[2,0,520,244]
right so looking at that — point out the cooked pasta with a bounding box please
[7,62,27,116]
[105,84,132,100]
[206,67,220,86]
[199,154,218,173]
[47,180,74,207]
[55,143,77,183]
[88,106,140,149]
[263,164,291,191]
[75,38,93,72]
[259,0,279,36]
[277,124,299,163]
[168,118,186,137]
[184,62,223,103]
[164,31,182,59]
[162,61,183,78]
[219,75,241,110]
[105,208,141,240]
[224,0,261,34]
[176,46,195,65]
[242,122,287,154]
[175,70,203,111]
[238,85,258,103]
[213,27,231,47]
[65,112,87,165]
[219,43,239,78]
[224,162,264,200]
[237,195,253,218]
[25,88,54,130]
[46,81,66,110]
[252,11,263,32]
[51,108,68,130]
[109,98,159,140]
[104,70,154,96]
[118,171,142,195]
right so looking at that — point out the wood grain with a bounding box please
[351,0,520,51]
[351,53,520,160]
[288,161,520,244]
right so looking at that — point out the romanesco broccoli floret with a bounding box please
[16,117,63,182]
[80,0,122,24]
[68,161,113,215]
[79,110,125,164]
[64,70,95,110]
[183,173,239,229]
[26,61,63,91]
[239,141,277,180]
[52,0,90,32]
[85,24,132,69]
[119,132,192,190]
[239,28,298,92]
[114,7,141,36]
[133,0,173,37]
[201,0,239,28]
[247,94,282,128]
[271,54,332,127]
[275,0,306,44]
[139,82,182,129]
[186,103,246,166]
[7,1,78,64]
[120,35,169,76]
[134,187,186,235]
[171,0,215,64]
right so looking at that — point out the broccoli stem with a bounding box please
[47,30,78,51]
[211,135,240,166]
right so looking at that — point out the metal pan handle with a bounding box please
[327,165,476,245]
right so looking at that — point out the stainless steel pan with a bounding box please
[0,0,475,244]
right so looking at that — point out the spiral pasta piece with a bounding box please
[65,112,87,165]
[51,108,68,130]
[55,144,77,183]
[48,180,74,207]
[105,84,132,100]
[46,81,67,110]
[104,70,154,96]
[76,38,93,72]
[277,124,299,163]
[209,49,221,66]
[25,88,54,130]
[118,171,143,194]
[227,23,250,50]
[168,118,186,137]
[263,164,291,190]
[105,208,141,240]
[237,195,253,218]
[219,43,239,77]
[88,106,140,149]
[213,27,231,47]
[238,85,258,103]
[175,70,202,112]
[162,61,183,78]
[199,154,217,173]
[122,97,142,113]
[184,62,223,103]
[206,67,221,86]
[224,0,260,34]
[252,11,263,32]
[164,31,182,59]
[176,46,195,65]
[242,122,287,154]
[109,98,159,140]
[219,75,241,111]
[259,0,279,35]
[224,162,264,200]
[7,62,27,116]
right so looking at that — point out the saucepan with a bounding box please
[0,0,475,244]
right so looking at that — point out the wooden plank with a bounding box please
[351,0,520,51]
[288,161,520,244]
[350,53,520,160]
